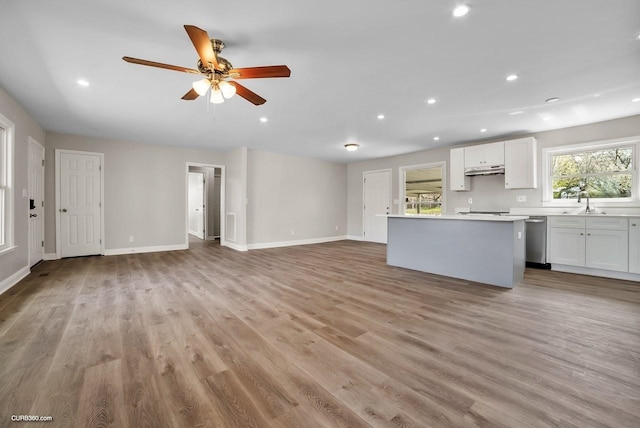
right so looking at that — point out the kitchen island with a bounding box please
[387,214,528,288]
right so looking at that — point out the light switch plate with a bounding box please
[516,195,526,202]
[467,198,473,204]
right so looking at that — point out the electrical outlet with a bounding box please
[129,236,134,243]
[516,195,527,202]
[468,197,473,204]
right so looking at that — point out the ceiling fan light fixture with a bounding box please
[192,78,211,96]
[210,86,225,104]
[218,80,236,99]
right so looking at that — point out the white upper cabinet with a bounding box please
[464,141,505,168]
[450,147,470,191]
[505,137,537,189]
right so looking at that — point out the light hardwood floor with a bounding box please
[1,239,639,427]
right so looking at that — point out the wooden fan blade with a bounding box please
[229,82,266,105]
[229,65,291,79]
[123,56,201,74]
[184,25,219,70]
[181,88,199,100]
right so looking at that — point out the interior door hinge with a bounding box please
[41,201,44,207]
[100,238,102,244]
[41,241,44,247]
[99,165,102,171]
[41,159,45,167]
[99,202,101,207]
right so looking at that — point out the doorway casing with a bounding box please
[185,162,225,248]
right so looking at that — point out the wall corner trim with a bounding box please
[103,244,188,256]
[247,235,347,250]
[223,242,248,252]
[346,235,364,241]
[0,265,30,296]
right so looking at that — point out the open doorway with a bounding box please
[186,163,224,247]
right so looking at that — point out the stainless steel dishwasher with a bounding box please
[525,216,551,268]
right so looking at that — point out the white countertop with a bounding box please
[386,214,529,222]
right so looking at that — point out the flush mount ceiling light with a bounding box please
[377,114,385,119]
[545,97,560,104]
[480,128,487,133]
[77,79,90,87]
[506,74,519,81]
[344,143,359,152]
[259,117,268,123]
[433,136,440,141]
[452,4,471,17]
[427,98,437,104]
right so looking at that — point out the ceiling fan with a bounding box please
[123,25,291,105]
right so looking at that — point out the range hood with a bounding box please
[464,165,505,176]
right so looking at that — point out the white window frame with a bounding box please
[542,136,640,207]
[0,112,15,255]
[399,161,447,215]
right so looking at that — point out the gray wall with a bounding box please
[45,133,227,252]
[224,147,247,247]
[348,115,640,237]
[0,86,46,284]
[247,149,348,245]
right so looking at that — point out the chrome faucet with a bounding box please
[577,191,591,214]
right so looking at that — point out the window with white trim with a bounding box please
[543,137,639,205]
[400,162,445,215]
[0,113,14,251]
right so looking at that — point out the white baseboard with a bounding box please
[346,235,364,241]
[552,264,640,282]
[43,253,57,261]
[0,265,30,296]
[247,235,347,250]
[104,244,188,256]
[223,241,248,252]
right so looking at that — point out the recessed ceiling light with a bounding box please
[377,114,385,119]
[344,143,359,152]
[636,33,640,41]
[632,97,640,103]
[506,74,519,81]
[509,111,524,115]
[452,4,471,17]
[77,79,90,87]
[545,97,560,104]
[480,128,487,133]
[427,98,437,104]
[542,116,551,121]
[259,117,268,123]
[433,136,440,141]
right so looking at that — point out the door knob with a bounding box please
[60,208,67,213]
[30,213,37,218]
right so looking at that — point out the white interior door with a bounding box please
[363,170,391,243]
[188,172,205,239]
[28,138,44,266]
[59,151,102,258]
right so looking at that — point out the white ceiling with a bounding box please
[1,1,639,163]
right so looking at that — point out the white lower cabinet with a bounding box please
[629,218,640,274]
[586,229,628,272]
[548,216,629,272]
[549,227,585,266]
